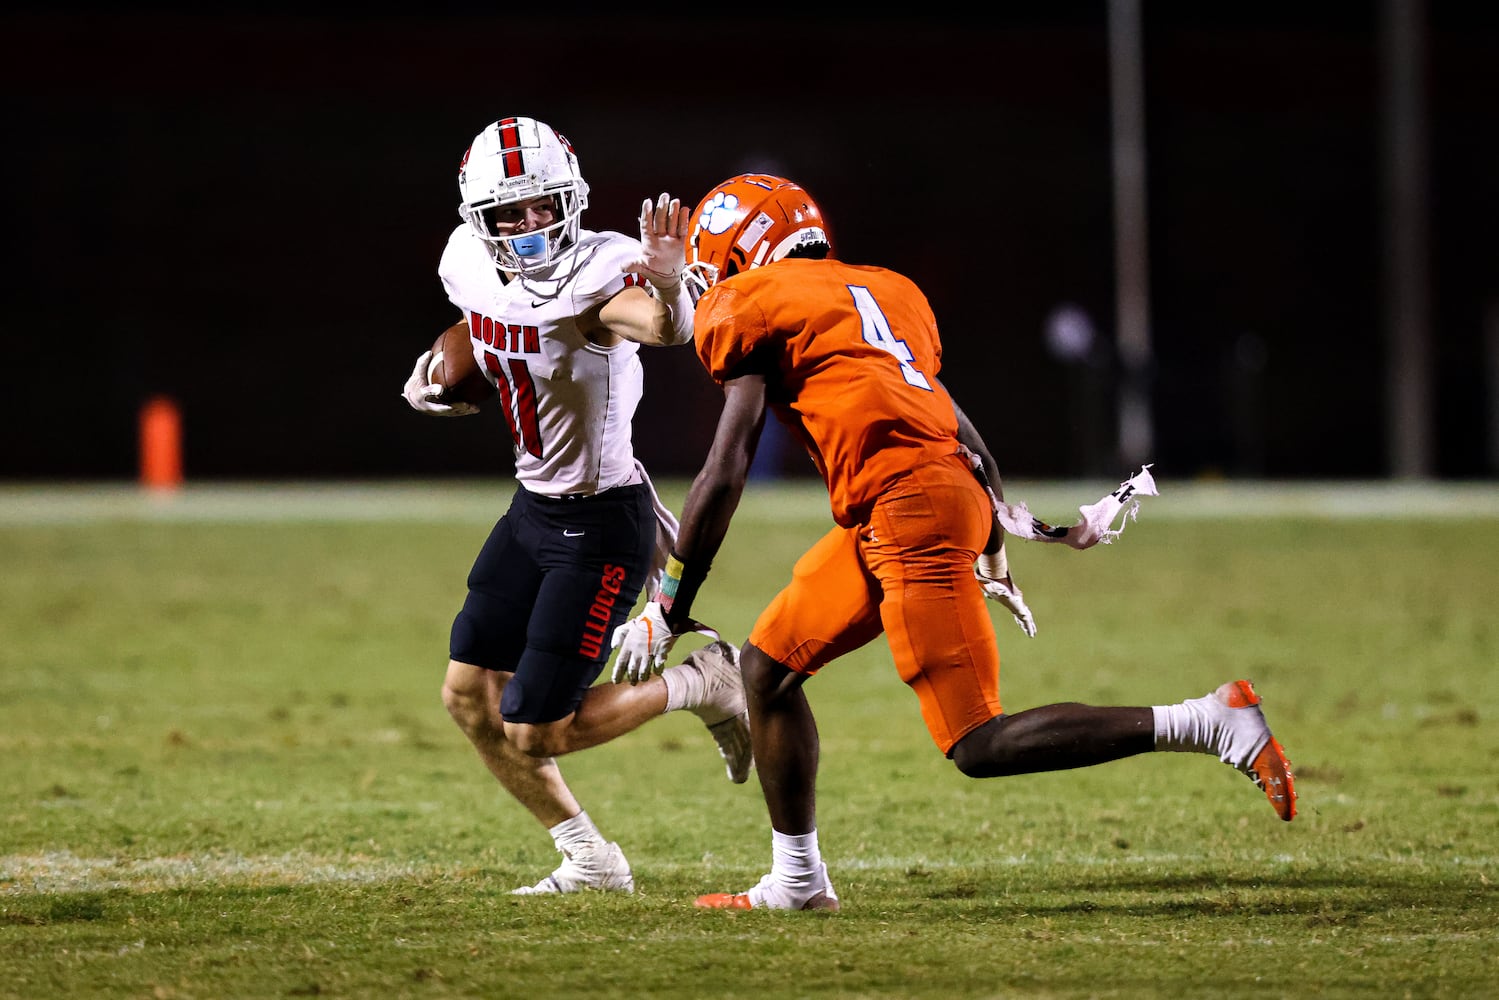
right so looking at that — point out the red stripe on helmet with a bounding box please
[496,118,524,179]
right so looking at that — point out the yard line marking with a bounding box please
[0,851,439,895]
[1,481,1496,525]
[6,849,1496,896]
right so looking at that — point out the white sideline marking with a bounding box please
[0,851,435,895]
[6,849,1495,896]
[0,479,1495,525]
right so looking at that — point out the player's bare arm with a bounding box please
[947,385,1004,503]
[943,379,1036,635]
[602,192,695,347]
[584,284,690,348]
[671,371,770,602]
[608,370,768,683]
[946,385,1006,555]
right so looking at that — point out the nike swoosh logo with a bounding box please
[563,529,585,537]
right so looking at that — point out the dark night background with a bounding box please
[2,3,1495,482]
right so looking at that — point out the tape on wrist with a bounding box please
[658,551,709,627]
[977,549,1009,580]
[658,554,686,614]
[649,275,695,345]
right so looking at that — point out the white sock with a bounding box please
[550,810,605,854]
[1152,692,1217,754]
[661,660,702,714]
[770,828,823,890]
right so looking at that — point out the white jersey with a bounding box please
[439,226,649,498]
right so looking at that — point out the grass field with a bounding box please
[2,478,1496,999]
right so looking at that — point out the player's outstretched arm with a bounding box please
[610,372,767,684]
[665,373,767,624]
[604,192,695,347]
[621,193,691,289]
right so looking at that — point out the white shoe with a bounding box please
[694,862,840,912]
[510,840,635,895]
[1203,680,1297,822]
[681,641,753,784]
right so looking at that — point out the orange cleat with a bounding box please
[694,892,755,910]
[694,889,839,912]
[1221,679,1297,822]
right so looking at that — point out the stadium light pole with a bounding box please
[1380,0,1434,479]
[1108,0,1155,472]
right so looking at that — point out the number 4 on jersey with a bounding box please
[848,284,932,391]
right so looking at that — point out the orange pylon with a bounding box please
[139,395,183,490]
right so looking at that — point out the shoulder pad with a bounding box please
[559,230,647,305]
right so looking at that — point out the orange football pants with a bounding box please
[748,453,1003,754]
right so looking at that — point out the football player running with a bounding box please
[400,117,751,896]
[610,174,1296,912]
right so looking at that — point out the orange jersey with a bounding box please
[694,258,960,526]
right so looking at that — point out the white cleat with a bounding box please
[682,640,753,784]
[510,840,635,895]
[694,862,840,912]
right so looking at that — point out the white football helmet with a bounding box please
[457,117,590,275]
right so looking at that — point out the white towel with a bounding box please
[632,459,723,643]
[633,459,680,595]
[993,465,1159,549]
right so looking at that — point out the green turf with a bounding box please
[1,481,1496,999]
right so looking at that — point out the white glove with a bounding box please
[610,601,679,684]
[975,552,1037,637]
[620,193,690,291]
[401,350,479,417]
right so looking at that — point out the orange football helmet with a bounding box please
[685,174,832,290]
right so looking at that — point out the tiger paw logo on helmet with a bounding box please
[698,192,742,237]
[686,174,831,290]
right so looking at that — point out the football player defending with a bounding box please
[610,174,1296,912]
[400,117,751,896]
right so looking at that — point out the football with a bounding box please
[427,321,495,406]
